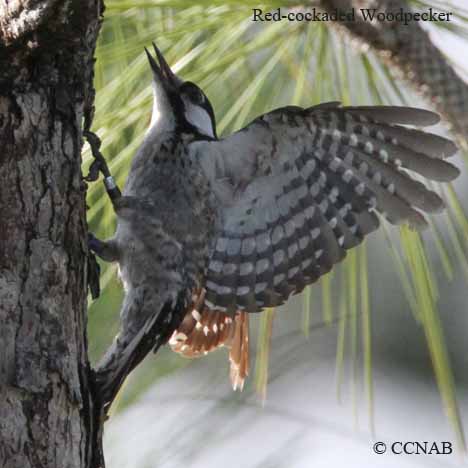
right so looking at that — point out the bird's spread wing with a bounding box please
[192,103,459,313]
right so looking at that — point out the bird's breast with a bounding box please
[117,136,220,287]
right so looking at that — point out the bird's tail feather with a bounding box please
[168,289,250,390]
[95,292,187,409]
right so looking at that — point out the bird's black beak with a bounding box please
[145,42,178,89]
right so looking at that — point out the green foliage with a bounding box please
[86,0,468,448]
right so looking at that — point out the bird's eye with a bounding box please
[182,82,205,105]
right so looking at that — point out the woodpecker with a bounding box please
[89,43,459,401]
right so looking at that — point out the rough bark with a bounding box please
[320,0,468,150]
[0,1,103,467]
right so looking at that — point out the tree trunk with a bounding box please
[0,1,103,467]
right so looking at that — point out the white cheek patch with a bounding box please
[183,97,214,138]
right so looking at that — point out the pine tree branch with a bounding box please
[320,0,468,150]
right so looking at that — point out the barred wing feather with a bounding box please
[193,103,459,313]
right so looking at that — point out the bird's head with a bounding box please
[145,43,217,139]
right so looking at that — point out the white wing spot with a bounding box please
[237,286,250,296]
[311,228,320,239]
[339,204,350,217]
[241,238,256,256]
[273,250,285,266]
[329,158,340,171]
[222,263,237,275]
[344,151,354,164]
[310,182,320,197]
[288,243,298,258]
[364,141,374,153]
[216,238,229,252]
[319,199,329,212]
[299,236,309,250]
[272,226,284,245]
[209,260,223,273]
[305,205,316,219]
[273,274,285,285]
[256,258,269,274]
[288,266,299,278]
[240,262,254,276]
[218,285,232,295]
[343,169,353,183]
[379,149,389,162]
[349,134,358,146]
[330,186,339,200]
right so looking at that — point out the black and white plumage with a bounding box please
[192,103,458,315]
[90,43,459,397]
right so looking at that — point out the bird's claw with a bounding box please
[84,158,103,182]
[88,232,100,252]
[83,130,111,182]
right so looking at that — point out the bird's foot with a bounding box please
[88,232,103,253]
[83,131,122,202]
[83,131,108,182]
